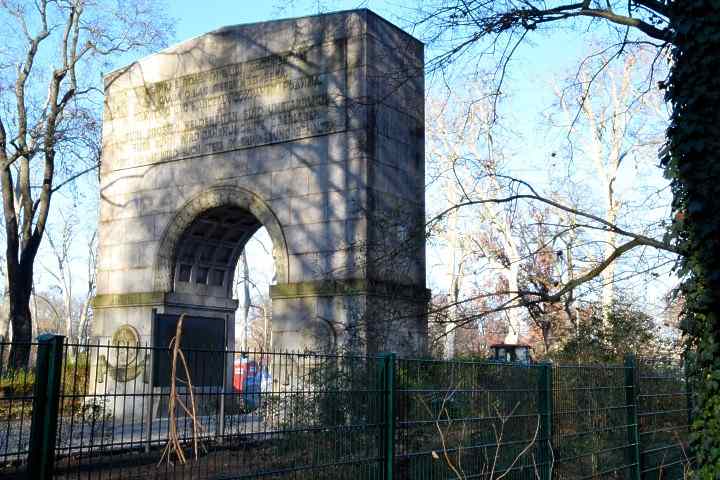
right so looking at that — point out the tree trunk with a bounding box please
[0,288,10,341]
[444,206,461,359]
[77,295,91,345]
[600,238,616,328]
[241,252,250,351]
[64,288,74,357]
[504,261,522,345]
[8,270,33,369]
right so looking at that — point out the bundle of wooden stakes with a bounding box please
[158,314,204,466]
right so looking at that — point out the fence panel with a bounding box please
[552,363,633,479]
[0,340,699,480]
[394,358,544,479]
[50,344,385,480]
[0,342,37,479]
[637,357,694,479]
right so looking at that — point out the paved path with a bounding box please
[1,413,268,462]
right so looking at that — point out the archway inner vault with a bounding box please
[172,206,261,299]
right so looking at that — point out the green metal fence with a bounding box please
[637,357,693,479]
[0,341,38,479]
[551,362,636,479]
[394,358,548,479]
[0,336,694,479]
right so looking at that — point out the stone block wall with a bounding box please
[94,10,428,362]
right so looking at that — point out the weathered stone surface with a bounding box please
[95,10,428,368]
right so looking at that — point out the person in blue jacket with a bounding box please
[243,360,271,411]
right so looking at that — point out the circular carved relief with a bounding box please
[110,324,140,366]
[97,324,144,382]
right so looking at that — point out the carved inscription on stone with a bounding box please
[103,41,347,169]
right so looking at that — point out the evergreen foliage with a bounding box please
[662,1,720,475]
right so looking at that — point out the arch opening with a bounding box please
[153,186,288,351]
[153,185,290,295]
[169,205,275,350]
[230,227,275,351]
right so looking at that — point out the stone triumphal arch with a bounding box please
[93,9,428,356]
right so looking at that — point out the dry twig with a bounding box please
[158,314,203,466]
[419,388,544,480]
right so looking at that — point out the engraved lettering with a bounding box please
[104,42,346,169]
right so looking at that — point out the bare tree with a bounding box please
[425,56,674,353]
[240,251,251,351]
[414,1,671,86]
[246,296,272,351]
[411,0,717,465]
[0,0,172,367]
[44,213,76,344]
[551,46,669,327]
[427,96,474,357]
[77,229,97,345]
[427,92,528,351]
[0,250,9,341]
[42,214,97,349]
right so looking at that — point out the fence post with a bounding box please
[624,354,642,480]
[683,353,695,471]
[217,345,229,446]
[28,333,65,480]
[380,353,396,480]
[683,354,694,432]
[537,362,554,480]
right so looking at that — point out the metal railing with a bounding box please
[394,357,549,479]
[0,337,693,479]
